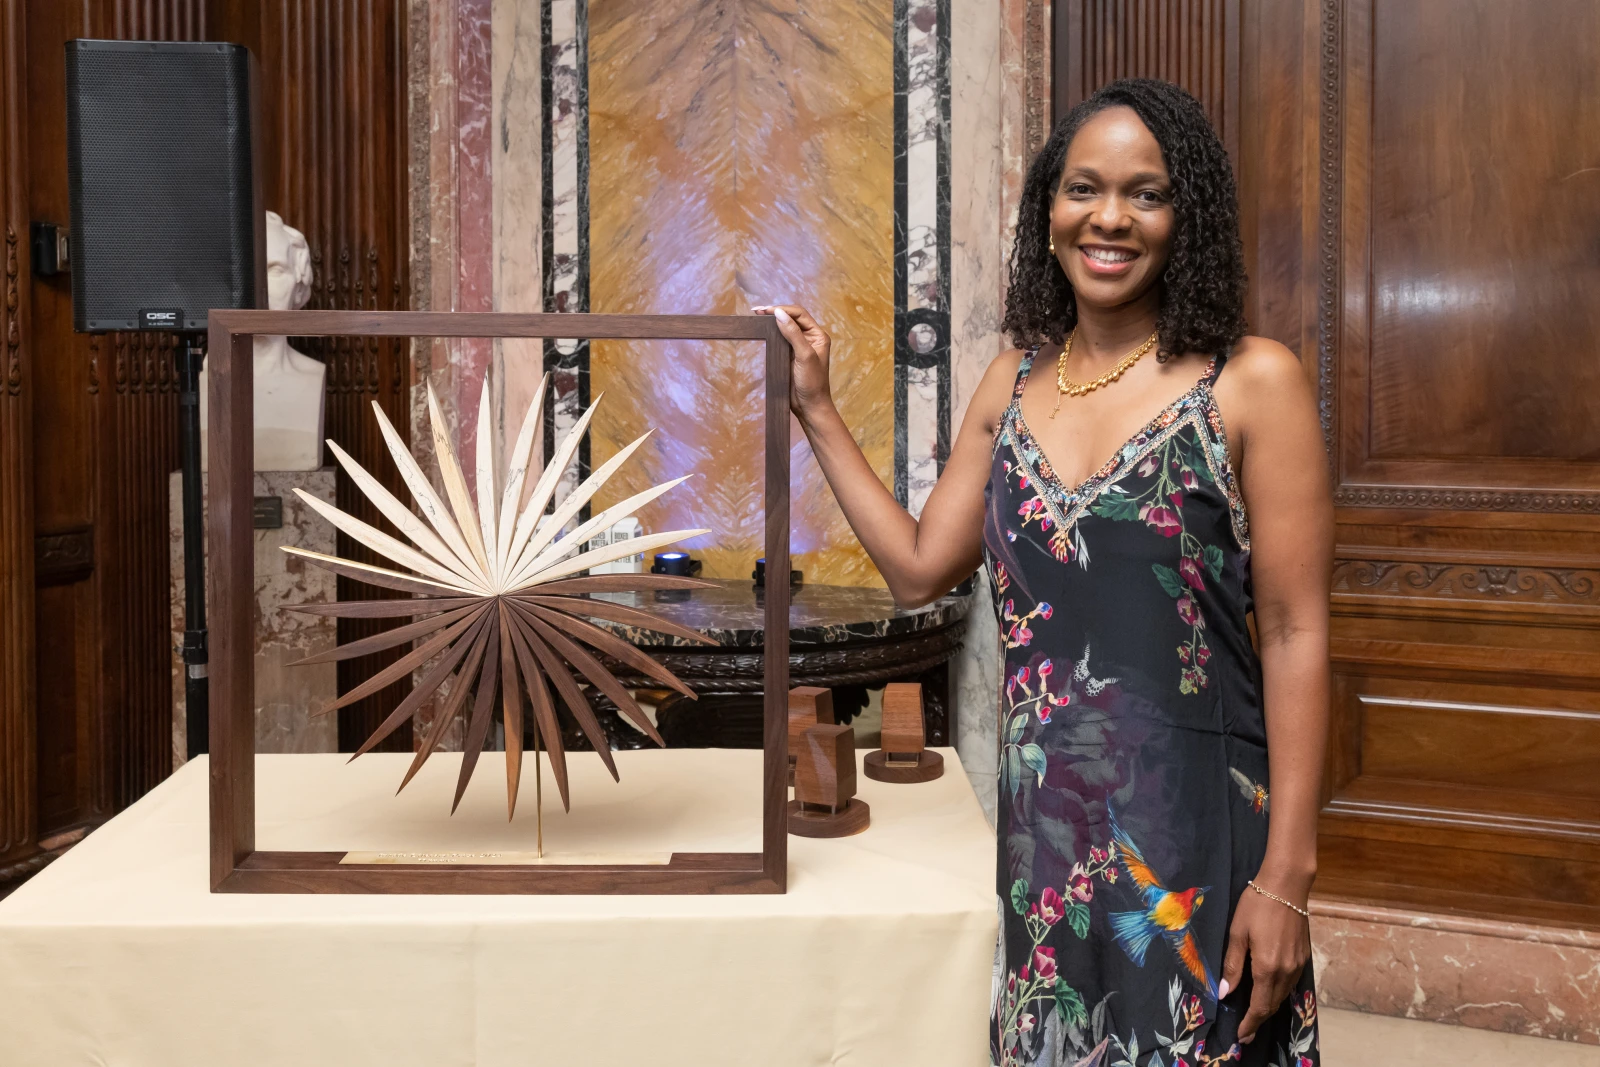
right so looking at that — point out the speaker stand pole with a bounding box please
[176,333,209,759]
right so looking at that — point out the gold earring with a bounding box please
[1049,233,1056,256]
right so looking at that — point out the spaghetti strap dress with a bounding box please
[985,349,1319,1067]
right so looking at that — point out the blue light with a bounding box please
[657,552,687,560]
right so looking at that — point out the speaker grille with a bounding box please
[66,40,257,333]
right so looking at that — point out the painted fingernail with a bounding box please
[750,305,770,311]
[1217,980,1230,999]
[773,308,792,324]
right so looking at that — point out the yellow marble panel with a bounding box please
[588,0,894,586]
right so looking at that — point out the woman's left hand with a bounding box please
[1219,877,1312,1045]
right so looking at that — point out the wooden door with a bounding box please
[1059,0,1600,926]
[1306,0,1600,926]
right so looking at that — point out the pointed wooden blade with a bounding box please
[501,393,604,582]
[516,600,698,697]
[496,372,548,573]
[290,596,479,619]
[517,593,716,647]
[426,382,493,578]
[520,625,620,782]
[323,603,488,714]
[327,439,485,589]
[511,529,711,591]
[508,473,691,590]
[533,574,715,595]
[498,601,524,818]
[291,603,480,666]
[517,606,664,747]
[399,614,494,792]
[505,429,654,583]
[506,612,571,811]
[349,609,493,758]
[370,399,490,588]
[451,616,504,814]
[282,546,471,598]
[290,488,480,593]
[473,374,500,583]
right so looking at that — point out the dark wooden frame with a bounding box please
[206,310,791,894]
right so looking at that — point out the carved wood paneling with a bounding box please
[0,0,35,866]
[215,0,413,751]
[1054,0,1240,158]
[1332,560,1600,608]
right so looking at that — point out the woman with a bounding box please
[759,79,1329,1065]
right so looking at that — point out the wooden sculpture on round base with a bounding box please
[787,797,871,838]
[863,749,944,784]
[863,682,944,784]
[788,722,870,838]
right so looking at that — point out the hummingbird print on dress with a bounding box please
[1107,809,1218,998]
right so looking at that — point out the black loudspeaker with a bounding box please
[65,39,263,333]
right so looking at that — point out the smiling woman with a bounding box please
[760,77,1332,1067]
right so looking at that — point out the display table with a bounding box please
[0,749,997,1066]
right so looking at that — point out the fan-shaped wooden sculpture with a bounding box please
[285,370,714,820]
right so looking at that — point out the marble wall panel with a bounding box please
[1311,899,1600,1045]
[586,0,895,585]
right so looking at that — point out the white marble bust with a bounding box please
[201,211,325,471]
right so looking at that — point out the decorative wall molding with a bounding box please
[1334,485,1600,514]
[4,222,17,396]
[1332,559,1600,606]
[1316,0,1341,455]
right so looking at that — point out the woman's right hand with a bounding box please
[754,304,833,421]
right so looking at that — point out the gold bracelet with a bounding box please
[1247,879,1310,918]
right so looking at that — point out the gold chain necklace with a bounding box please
[1050,329,1161,418]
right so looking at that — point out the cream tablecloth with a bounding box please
[0,748,997,1066]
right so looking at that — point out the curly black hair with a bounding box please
[1001,78,1247,359]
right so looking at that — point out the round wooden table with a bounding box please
[562,579,971,750]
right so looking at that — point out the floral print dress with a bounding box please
[985,351,1318,1067]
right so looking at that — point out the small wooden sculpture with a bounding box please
[787,686,834,783]
[864,682,944,783]
[787,723,870,838]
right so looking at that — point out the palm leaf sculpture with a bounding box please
[285,371,714,820]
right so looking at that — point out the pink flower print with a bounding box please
[1181,468,1200,491]
[1039,602,1054,620]
[1017,1012,1035,1034]
[1178,643,1191,664]
[1036,704,1052,725]
[1019,475,1030,489]
[1137,455,1159,477]
[1176,595,1203,627]
[1006,676,1017,698]
[1169,491,1184,510]
[1031,946,1058,982]
[1040,515,1053,531]
[1179,556,1207,591]
[1019,965,1030,983]
[1197,645,1211,666]
[1038,658,1053,678]
[1011,623,1033,647]
[1068,864,1094,902]
[1016,666,1030,686]
[1141,505,1183,537]
[1004,599,1015,617]
[1089,846,1108,865]
[1038,885,1065,926]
